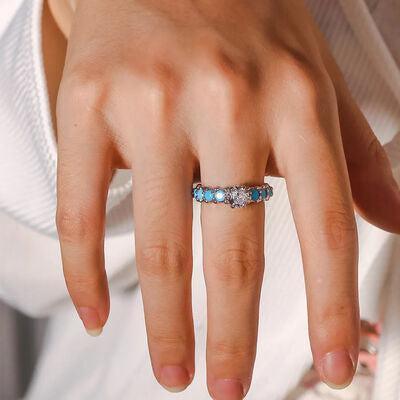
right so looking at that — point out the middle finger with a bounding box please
[128,76,196,393]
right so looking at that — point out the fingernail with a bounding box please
[320,349,355,389]
[85,327,103,337]
[160,365,191,393]
[77,307,103,337]
[211,379,244,400]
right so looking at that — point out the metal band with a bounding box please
[192,183,273,208]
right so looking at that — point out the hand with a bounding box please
[54,0,400,397]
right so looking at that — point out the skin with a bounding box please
[45,0,400,398]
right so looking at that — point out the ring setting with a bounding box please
[192,183,273,208]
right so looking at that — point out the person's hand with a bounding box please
[54,0,400,397]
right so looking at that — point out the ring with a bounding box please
[192,183,273,208]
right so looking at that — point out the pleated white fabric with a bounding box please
[336,2,400,398]
[0,0,399,399]
[0,0,133,237]
[372,240,400,400]
[334,1,400,399]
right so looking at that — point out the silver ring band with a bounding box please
[192,183,273,208]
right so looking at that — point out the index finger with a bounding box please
[56,81,113,336]
[277,86,359,389]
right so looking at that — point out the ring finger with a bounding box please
[197,126,269,399]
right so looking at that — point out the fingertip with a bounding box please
[317,349,356,389]
[159,365,192,393]
[208,378,245,400]
[86,327,103,337]
[77,306,106,335]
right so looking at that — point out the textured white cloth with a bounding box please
[0,0,399,399]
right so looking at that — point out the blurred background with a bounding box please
[0,301,46,400]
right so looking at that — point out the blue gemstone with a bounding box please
[250,188,260,201]
[261,189,268,199]
[194,187,204,201]
[214,189,225,202]
[204,189,214,202]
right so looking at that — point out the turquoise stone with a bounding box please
[194,187,204,201]
[215,189,225,202]
[250,188,260,201]
[204,189,214,202]
[261,189,268,199]
[268,187,273,197]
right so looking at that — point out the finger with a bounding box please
[276,79,359,388]
[336,82,400,233]
[198,129,267,399]
[56,82,113,336]
[131,121,195,392]
[314,26,400,233]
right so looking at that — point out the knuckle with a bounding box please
[150,60,183,96]
[56,206,101,244]
[351,135,385,169]
[139,78,173,117]
[137,242,190,281]
[147,330,189,353]
[366,136,388,166]
[58,67,106,116]
[211,241,264,289]
[276,49,335,104]
[212,52,260,89]
[65,271,104,296]
[208,339,255,362]
[198,39,261,94]
[201,64,236,99]
[318,208,358,251]
[118,61,182,126]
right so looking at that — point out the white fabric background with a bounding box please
[0,0,399,399]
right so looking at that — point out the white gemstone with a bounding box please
[215,190,225,202]
[230,187,250,208]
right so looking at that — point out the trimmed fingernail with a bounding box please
[320,349,355,389]
[160,365,190,393]
[77,307,103,337]
[211,379,244,400]
[86,328,103,337]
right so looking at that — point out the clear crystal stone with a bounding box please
[229,187,250,208]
